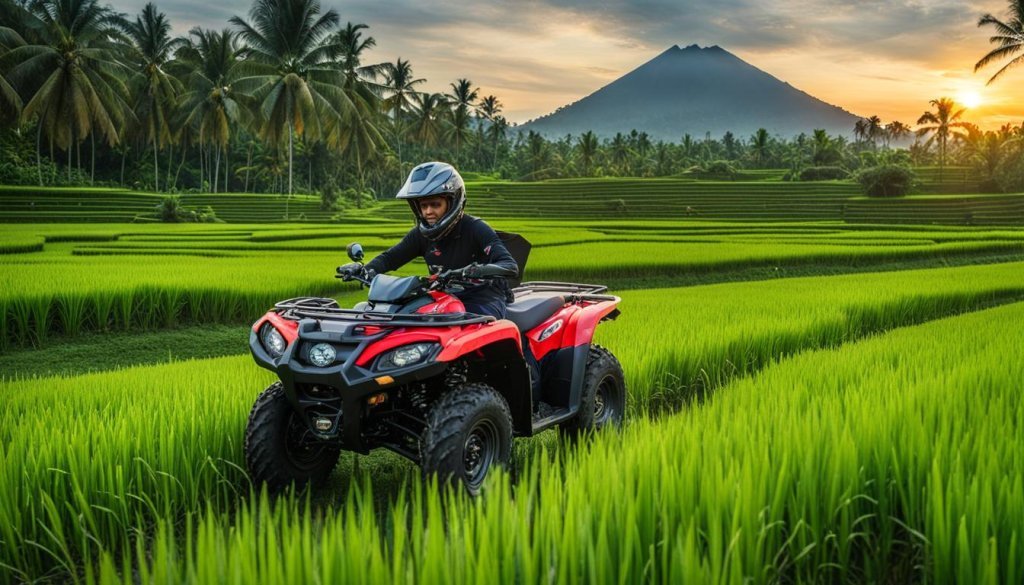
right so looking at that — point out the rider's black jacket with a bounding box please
[364,215,518,305]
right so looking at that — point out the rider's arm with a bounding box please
[364,229,422,274]
[472,221,518,276]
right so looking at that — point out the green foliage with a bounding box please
[693,159,738,179]
[3,279,1024,582]
[856,164,916,197]
[153,196,221,223]
[995,155,1024,193]
[797,165,849,181]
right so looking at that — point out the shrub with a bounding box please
[607,198,628,213]
[154,196,221,222]
[995,157,1024,193]
[855,164,916,197]
[320,182,340,211]
[798,166,849,181]
[703,160,737,179]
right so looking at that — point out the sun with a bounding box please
[958,90,983,109]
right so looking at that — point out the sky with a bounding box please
[143,0,1022,130]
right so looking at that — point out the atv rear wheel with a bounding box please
[420,383,513,496]
[245,382,341,493]
[561,345,626,438]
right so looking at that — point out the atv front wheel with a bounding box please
[245,382,341,492]
[561,345,626,437]
[420,383,513,496]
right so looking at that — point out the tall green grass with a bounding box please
[599,260,1024,412]
[3,261,1024,581]
[4,221,1023,350]
[98,300,1024,584]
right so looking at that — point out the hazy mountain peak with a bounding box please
[520,45,860,140]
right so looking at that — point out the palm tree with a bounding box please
[476,94,502,166]
[0,8,27,125]
[409,92,448,148]
[609,132,631,174]
[884,121,911,148]
[5,0,131,185]
[331,22,385,191]
[575,131,598,177]
[381,57,424,177]
[446,78,477,162]
[749,128,770,167]
[964,130,1005,186]
[916,97,970,181]
[175,27,248,193]
[653,142,674,176]
[231,0,349,208]
[525,130,550,179]
[853,119,867,144]
[975,0,1024,84]
[865,115,884,148]
[122,3,183,192]
[811,129,840,165]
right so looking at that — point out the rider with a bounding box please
[339,161,519,319]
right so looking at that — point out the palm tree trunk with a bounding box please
[36,122,43,186]
[173,142,187,190]
[287,121,294,219]
[213,146,220,194]
[153,138,159,192]
[166,142,174,189]
[66,124,72,184]
[120,145,127,186]
[224,146,229,193]
[90,132,95,185]
[199,142,204,193]
[244,143,252,193]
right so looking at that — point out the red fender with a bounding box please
[526,304,578,361]
[571,298,620,347]
[253,311,300,344]
[436,320,522,361]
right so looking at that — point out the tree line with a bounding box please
[0,0,1022,205]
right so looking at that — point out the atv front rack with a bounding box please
[512,281,618,303]
[273,297,496,327]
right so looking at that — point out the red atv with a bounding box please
[245,242,625,494]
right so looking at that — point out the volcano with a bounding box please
[518,44,861,140]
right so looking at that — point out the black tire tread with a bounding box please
[420,383,513,494]
[244,381,340,492]
[561,344,626,436]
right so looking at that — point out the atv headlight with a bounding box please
[260,324,287,358]
[308,343,337,367]
[377,343,436,371]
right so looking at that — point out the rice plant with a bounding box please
[90,301,1024,584]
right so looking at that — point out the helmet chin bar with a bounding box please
[409,193,463,240]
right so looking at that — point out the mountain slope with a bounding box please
[519,44,861,140]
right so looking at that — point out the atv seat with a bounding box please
[506,293,566,333]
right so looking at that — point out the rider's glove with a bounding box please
[336,262,363,280]
[462,263,483,279]
[363,267,378,282]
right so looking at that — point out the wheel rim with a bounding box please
[463,418,499,489]
[594,374,620,426]
[284,413,332,472]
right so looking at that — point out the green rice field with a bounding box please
[2,180,1024,583]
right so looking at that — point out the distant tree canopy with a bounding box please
[0,0,1022,200]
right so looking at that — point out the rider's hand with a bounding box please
[336,262,363,280]
[363,267,378,282]
[462,263,483,278]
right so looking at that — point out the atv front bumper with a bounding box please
[250,320,446,453]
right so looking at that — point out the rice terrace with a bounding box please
[2,0,1024,582]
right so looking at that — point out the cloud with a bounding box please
[112,0,1016,126]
